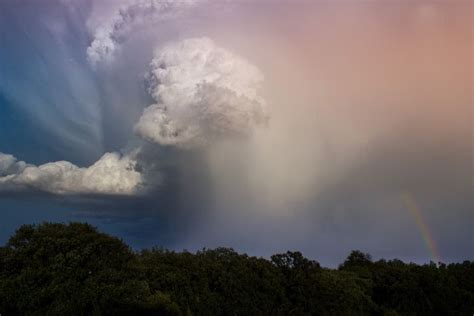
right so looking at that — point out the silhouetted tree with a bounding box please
[0,222,473,315]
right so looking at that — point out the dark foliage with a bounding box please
[0,223,472,315]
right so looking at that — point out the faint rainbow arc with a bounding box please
[402,192,442,264]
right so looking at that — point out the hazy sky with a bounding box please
[0,0,472,266]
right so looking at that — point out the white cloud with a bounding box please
[87,0,198,66]
[0,152,142,195]
[134,37,268,147]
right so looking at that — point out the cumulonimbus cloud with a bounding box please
[134,37,268,147]
[1,2,269,197]
[87,0,199,66]
[1,37,268,196]
[0,152,142,195]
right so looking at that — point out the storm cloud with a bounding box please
[135,37,268,147]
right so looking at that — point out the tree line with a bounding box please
[0,222,472,315]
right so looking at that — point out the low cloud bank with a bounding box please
[0,152,141,195]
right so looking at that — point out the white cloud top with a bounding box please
[135,37,268,147]
[0,152,141,195]
[87,0,198,66]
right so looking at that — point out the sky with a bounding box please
[0,0,472,267]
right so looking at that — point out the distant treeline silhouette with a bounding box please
[0,222,472,315]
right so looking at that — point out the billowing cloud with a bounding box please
[0,152,142,195]
[0,153,30,177]
[87,0,198,66]
[135,37,268,147]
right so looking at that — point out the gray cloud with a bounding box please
[0,153,30,177]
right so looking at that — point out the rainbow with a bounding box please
[402,193,442,264]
